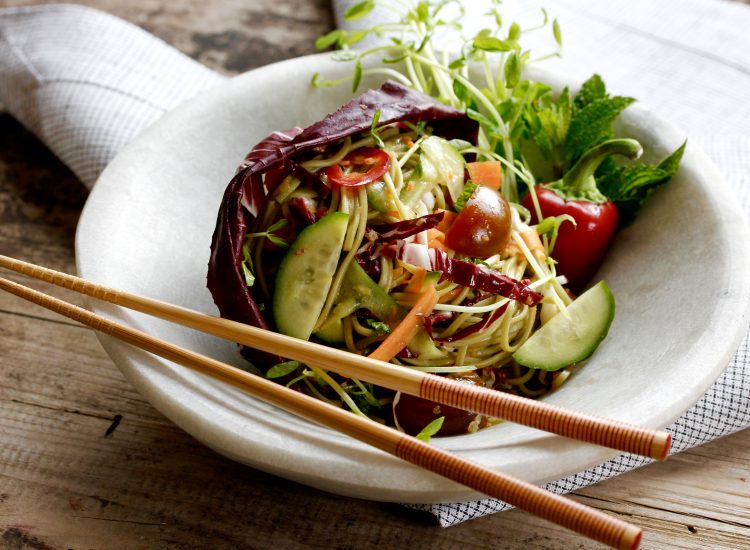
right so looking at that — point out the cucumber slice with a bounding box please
[512,281,615,371]
[272,212,349,340]
[366,180,394,213]
[418,136,465,203]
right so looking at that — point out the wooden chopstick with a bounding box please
[0,255,671,460]
[0,274,643,550]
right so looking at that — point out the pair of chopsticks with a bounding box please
[0,255,657,549]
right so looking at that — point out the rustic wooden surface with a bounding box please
[1,1,749,549]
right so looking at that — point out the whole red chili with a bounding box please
[522,139,642,292]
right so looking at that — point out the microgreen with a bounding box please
[415,416,445,442]
[534,213,576,253]
[241,237,255,287]
[266,360,302,379]
[364,318,391,334]
[246,218,290,248]
[312,0,563,203]
[369,108,385,149]
[344,0,376,21]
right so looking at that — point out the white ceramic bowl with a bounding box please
[75,54,750,503]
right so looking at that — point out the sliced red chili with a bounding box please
[324,147,390,187]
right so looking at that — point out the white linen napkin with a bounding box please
[2,0,748,527]
[0,4,225,188]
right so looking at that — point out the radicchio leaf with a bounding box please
[207,81,478,368]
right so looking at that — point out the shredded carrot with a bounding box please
[369,286,438,362]
[467,161,503,190]
[427,228,445,242]
[435,209,457,233]
[521,228,546,261]
[428,238,449,252]
[404,267,427,294]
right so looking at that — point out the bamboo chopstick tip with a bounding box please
[652,431,672,462]
[621,525,643,550]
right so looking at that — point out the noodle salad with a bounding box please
[207,1,684,438]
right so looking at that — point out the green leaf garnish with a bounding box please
[564,95,635,165]
[552,19,562,47]
[573,74,608,110]
[473,36,513,52]
[352,59,363,92]
[504,52,521,88]
[507,22,521,42]
[415,416,445,442]
[599,141,687,224]
[266,361,301,379]
[454,181,477,212]
[364,318,391,334]
[344,0,375,21]
[246,219,290,249]
[370,108,385,149]
[534,213,576,253]
[315,30,343,50]
[241,237,255,287]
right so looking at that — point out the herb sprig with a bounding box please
[315,1,684,225]
[314,0,563,202]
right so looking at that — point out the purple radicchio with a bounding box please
[207,81,478,367]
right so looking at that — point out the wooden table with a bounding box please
[1,1,749,548]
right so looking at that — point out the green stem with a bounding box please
[550,138,643,203]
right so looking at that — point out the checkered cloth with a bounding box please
[1,0,748,527]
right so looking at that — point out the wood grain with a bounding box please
[1,1,749,549]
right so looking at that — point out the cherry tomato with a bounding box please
[444,185,512,257]
[325,147,390,187]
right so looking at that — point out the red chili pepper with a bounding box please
[521,139,642,292]
[325,147,390,187]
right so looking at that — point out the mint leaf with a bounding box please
[599,141,686,224]
[415,416,445,442]
[574,74,608,110]
[564,95,635,166]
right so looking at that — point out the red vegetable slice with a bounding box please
[368,212,444,243]
[325,147,390,187]
[428,248,542,307]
